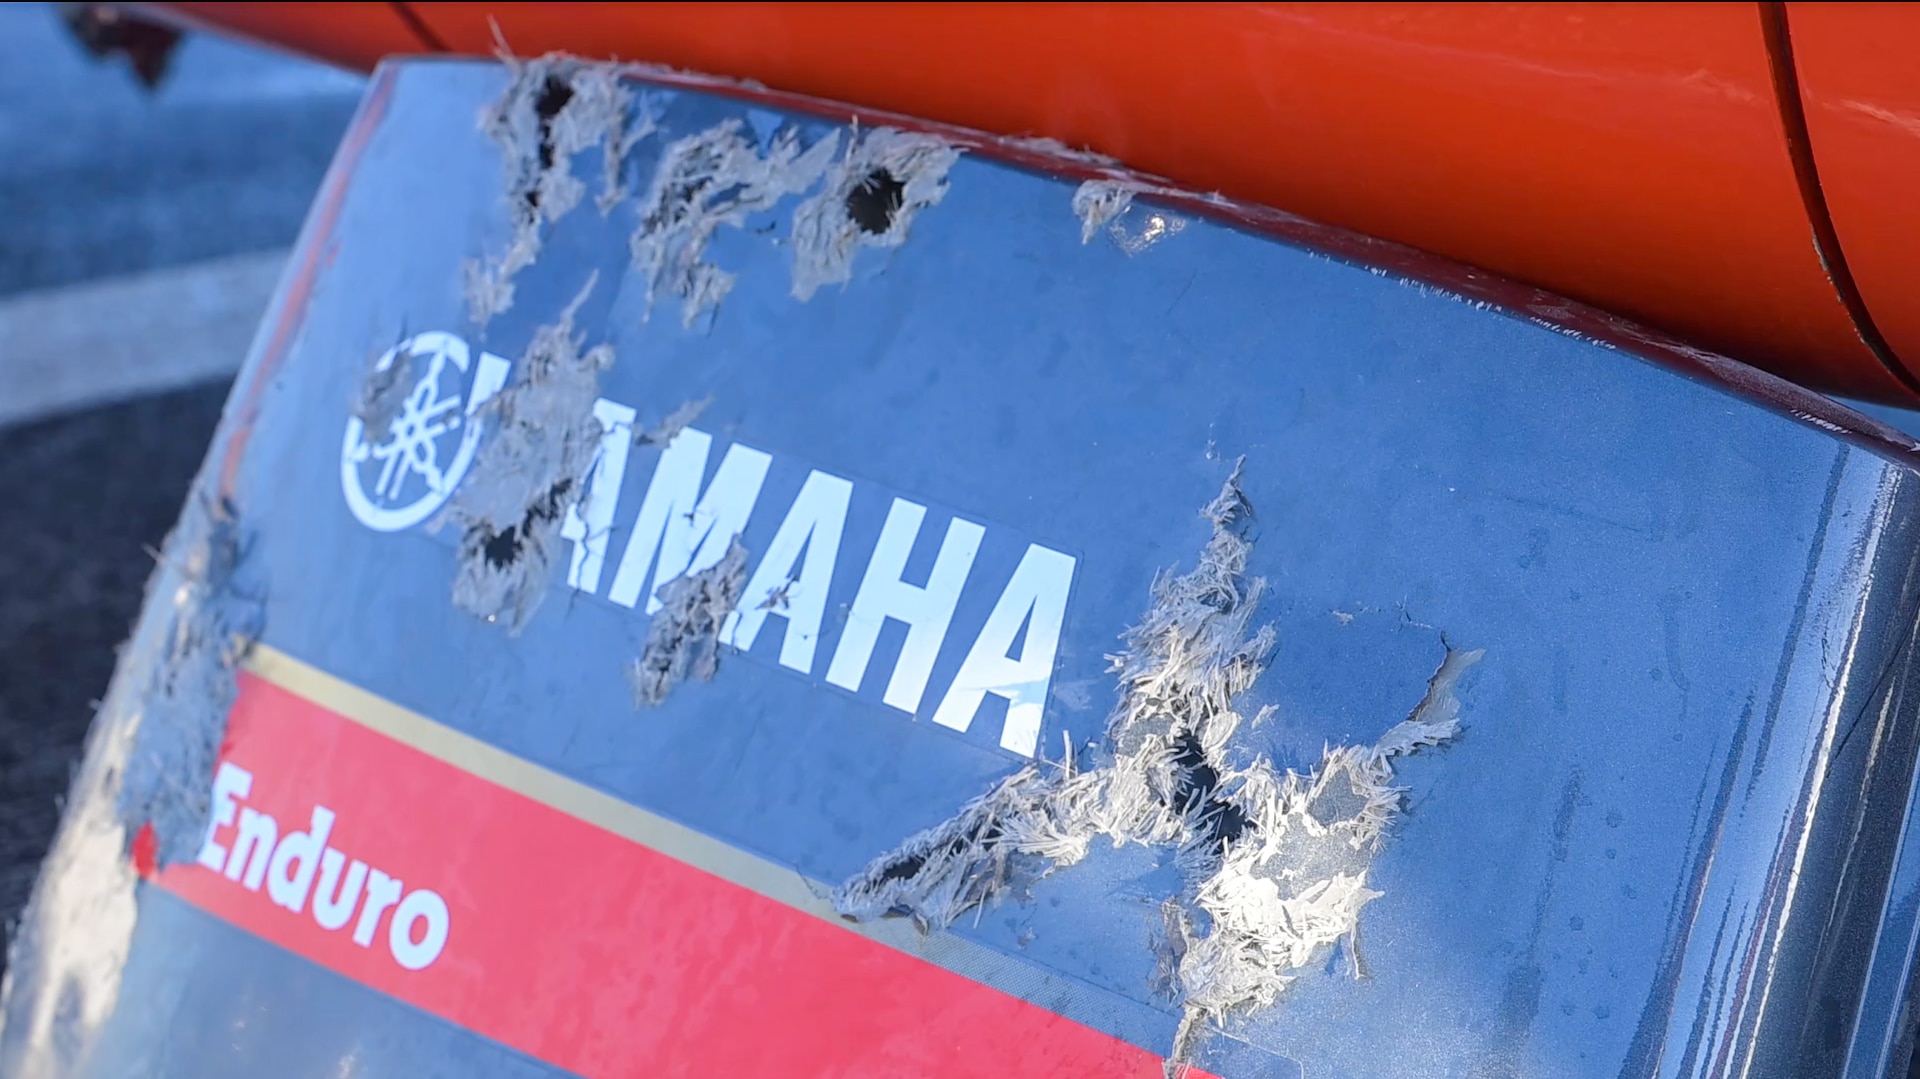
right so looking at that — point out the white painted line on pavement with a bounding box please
[0,248,287,427]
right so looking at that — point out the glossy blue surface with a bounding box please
[8,59,1920,1078]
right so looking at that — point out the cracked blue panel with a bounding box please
[46,58,1920,1077]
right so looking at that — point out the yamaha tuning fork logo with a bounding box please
[340,331,510,531]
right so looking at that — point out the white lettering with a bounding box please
[313,849,369,932]
[560,397,638,593]
[196,761,253,871]
[341,354,1095,759]
[607,428,772,613]
[826,499,985,713]
[353,869,404,948]
[388,889,451,970]
[721,469,853,674]
[224,808,278,891]
[198,768,449,971]
[266,806,337,914]
[930,544,1077,756]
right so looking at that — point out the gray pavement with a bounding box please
[0,248,284,425]
[0,4,364,966]
[0,4,361,297]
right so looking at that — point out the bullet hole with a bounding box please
[478,479,573,569]
[447,275,612,632]
[845,168,905,235]
[836,463,1486,1066]
[872,820,995,892]
[790,128,960,301]
[1169,730,1253,857]
[525,74,576,211]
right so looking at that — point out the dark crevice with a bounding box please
[1758,2,1920,397]
[1168,730,1253,857]
[519,74,574,213]
[846,168,905,235]
[874,820,1001,887]
[874,850,929,885]
[475,478,572,569]
[532,76,573,162]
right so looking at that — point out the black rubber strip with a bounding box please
[389,2,450,54]
[1758,2,1920,396]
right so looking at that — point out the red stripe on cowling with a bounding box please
[161,672,1193,1078]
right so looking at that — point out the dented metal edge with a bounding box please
[0,490,266,1077]
[113,492,265,867]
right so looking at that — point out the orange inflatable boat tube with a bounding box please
[144,2,1920,405]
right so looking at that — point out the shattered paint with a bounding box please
[1165,643,1481,1061]
[834,464,1271,927]
[1072,179,1139,244]
[351,338,414,444]
[628,536,750,706]
[1072,178,1189,255]
[457,61,1463,1050]
[468,54,967,332]
[0,486,266,1074]
[996,133,1122,168]
[789,127,963,301]
[633,394,712,448]
[453,57,968,709]
[1111,212,1189,257]
[834,461,1481,1068]
[444,276,614,632]
[464,56,656,326]
[629,120,840,327]
[115,492,264,867]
